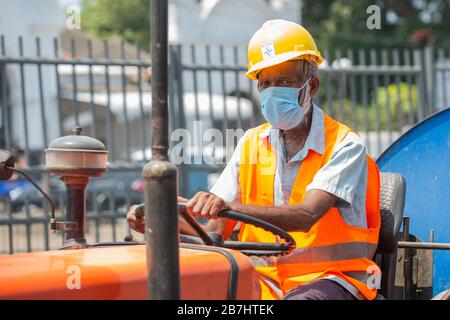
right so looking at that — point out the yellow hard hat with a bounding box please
[246,19,323,80]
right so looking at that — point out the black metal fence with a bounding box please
[0,36,151,254]
[0,34,449,254]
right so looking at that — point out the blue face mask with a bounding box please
[259,79,311,130]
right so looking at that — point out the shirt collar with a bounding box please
[259,103,325,156]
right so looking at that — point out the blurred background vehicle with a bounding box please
[6,171,144,214]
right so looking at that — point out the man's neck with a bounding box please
[281,106,313,162]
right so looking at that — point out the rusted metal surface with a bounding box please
[144,0,180,300]
[60,176,89,248]
[395,233,434,300]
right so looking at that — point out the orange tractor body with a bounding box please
[0,244,261,299]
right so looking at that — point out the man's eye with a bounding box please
[259,81,269,89]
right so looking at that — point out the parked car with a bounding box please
[0,179,30,198]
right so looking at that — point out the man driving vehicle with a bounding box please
[127,19,381,300]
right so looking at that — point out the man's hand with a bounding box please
[126,196,189,234]
[126,204,145,234]
[186,191,230,220]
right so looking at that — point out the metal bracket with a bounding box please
[50,219,78,232]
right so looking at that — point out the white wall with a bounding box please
[0,0,66,150]
[169,0,302,46]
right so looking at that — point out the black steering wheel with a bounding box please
[134,203,296,257]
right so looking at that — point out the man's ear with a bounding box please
[309,76,320,98]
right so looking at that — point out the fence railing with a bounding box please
[316,48,426,156]
[434,48,450,113]
[0,35,449,254]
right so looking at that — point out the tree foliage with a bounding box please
[302,0,450,51]
[82,0,150,50]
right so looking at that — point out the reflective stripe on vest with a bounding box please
[249,242,378,267]
[239,114,381,300]
[269,271,378,300]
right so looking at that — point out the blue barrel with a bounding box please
[377,107,450,295]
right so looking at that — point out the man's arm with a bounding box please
[186,189,338,233]
[229,189,338,232]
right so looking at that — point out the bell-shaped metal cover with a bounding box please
[45,126,108,175]
[48,126,106,151]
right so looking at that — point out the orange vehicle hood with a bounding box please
[0,244,261,300]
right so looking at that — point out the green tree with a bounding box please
[82,0,150,51]
[302,0,450,52]
[320,82,419,132]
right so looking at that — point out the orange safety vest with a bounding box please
[238,114,381,300]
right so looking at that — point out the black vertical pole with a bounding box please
[403,216,414,300]
[143,0,180,299]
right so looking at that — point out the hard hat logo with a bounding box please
[261,41,276,59]
[246,19,323,80]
